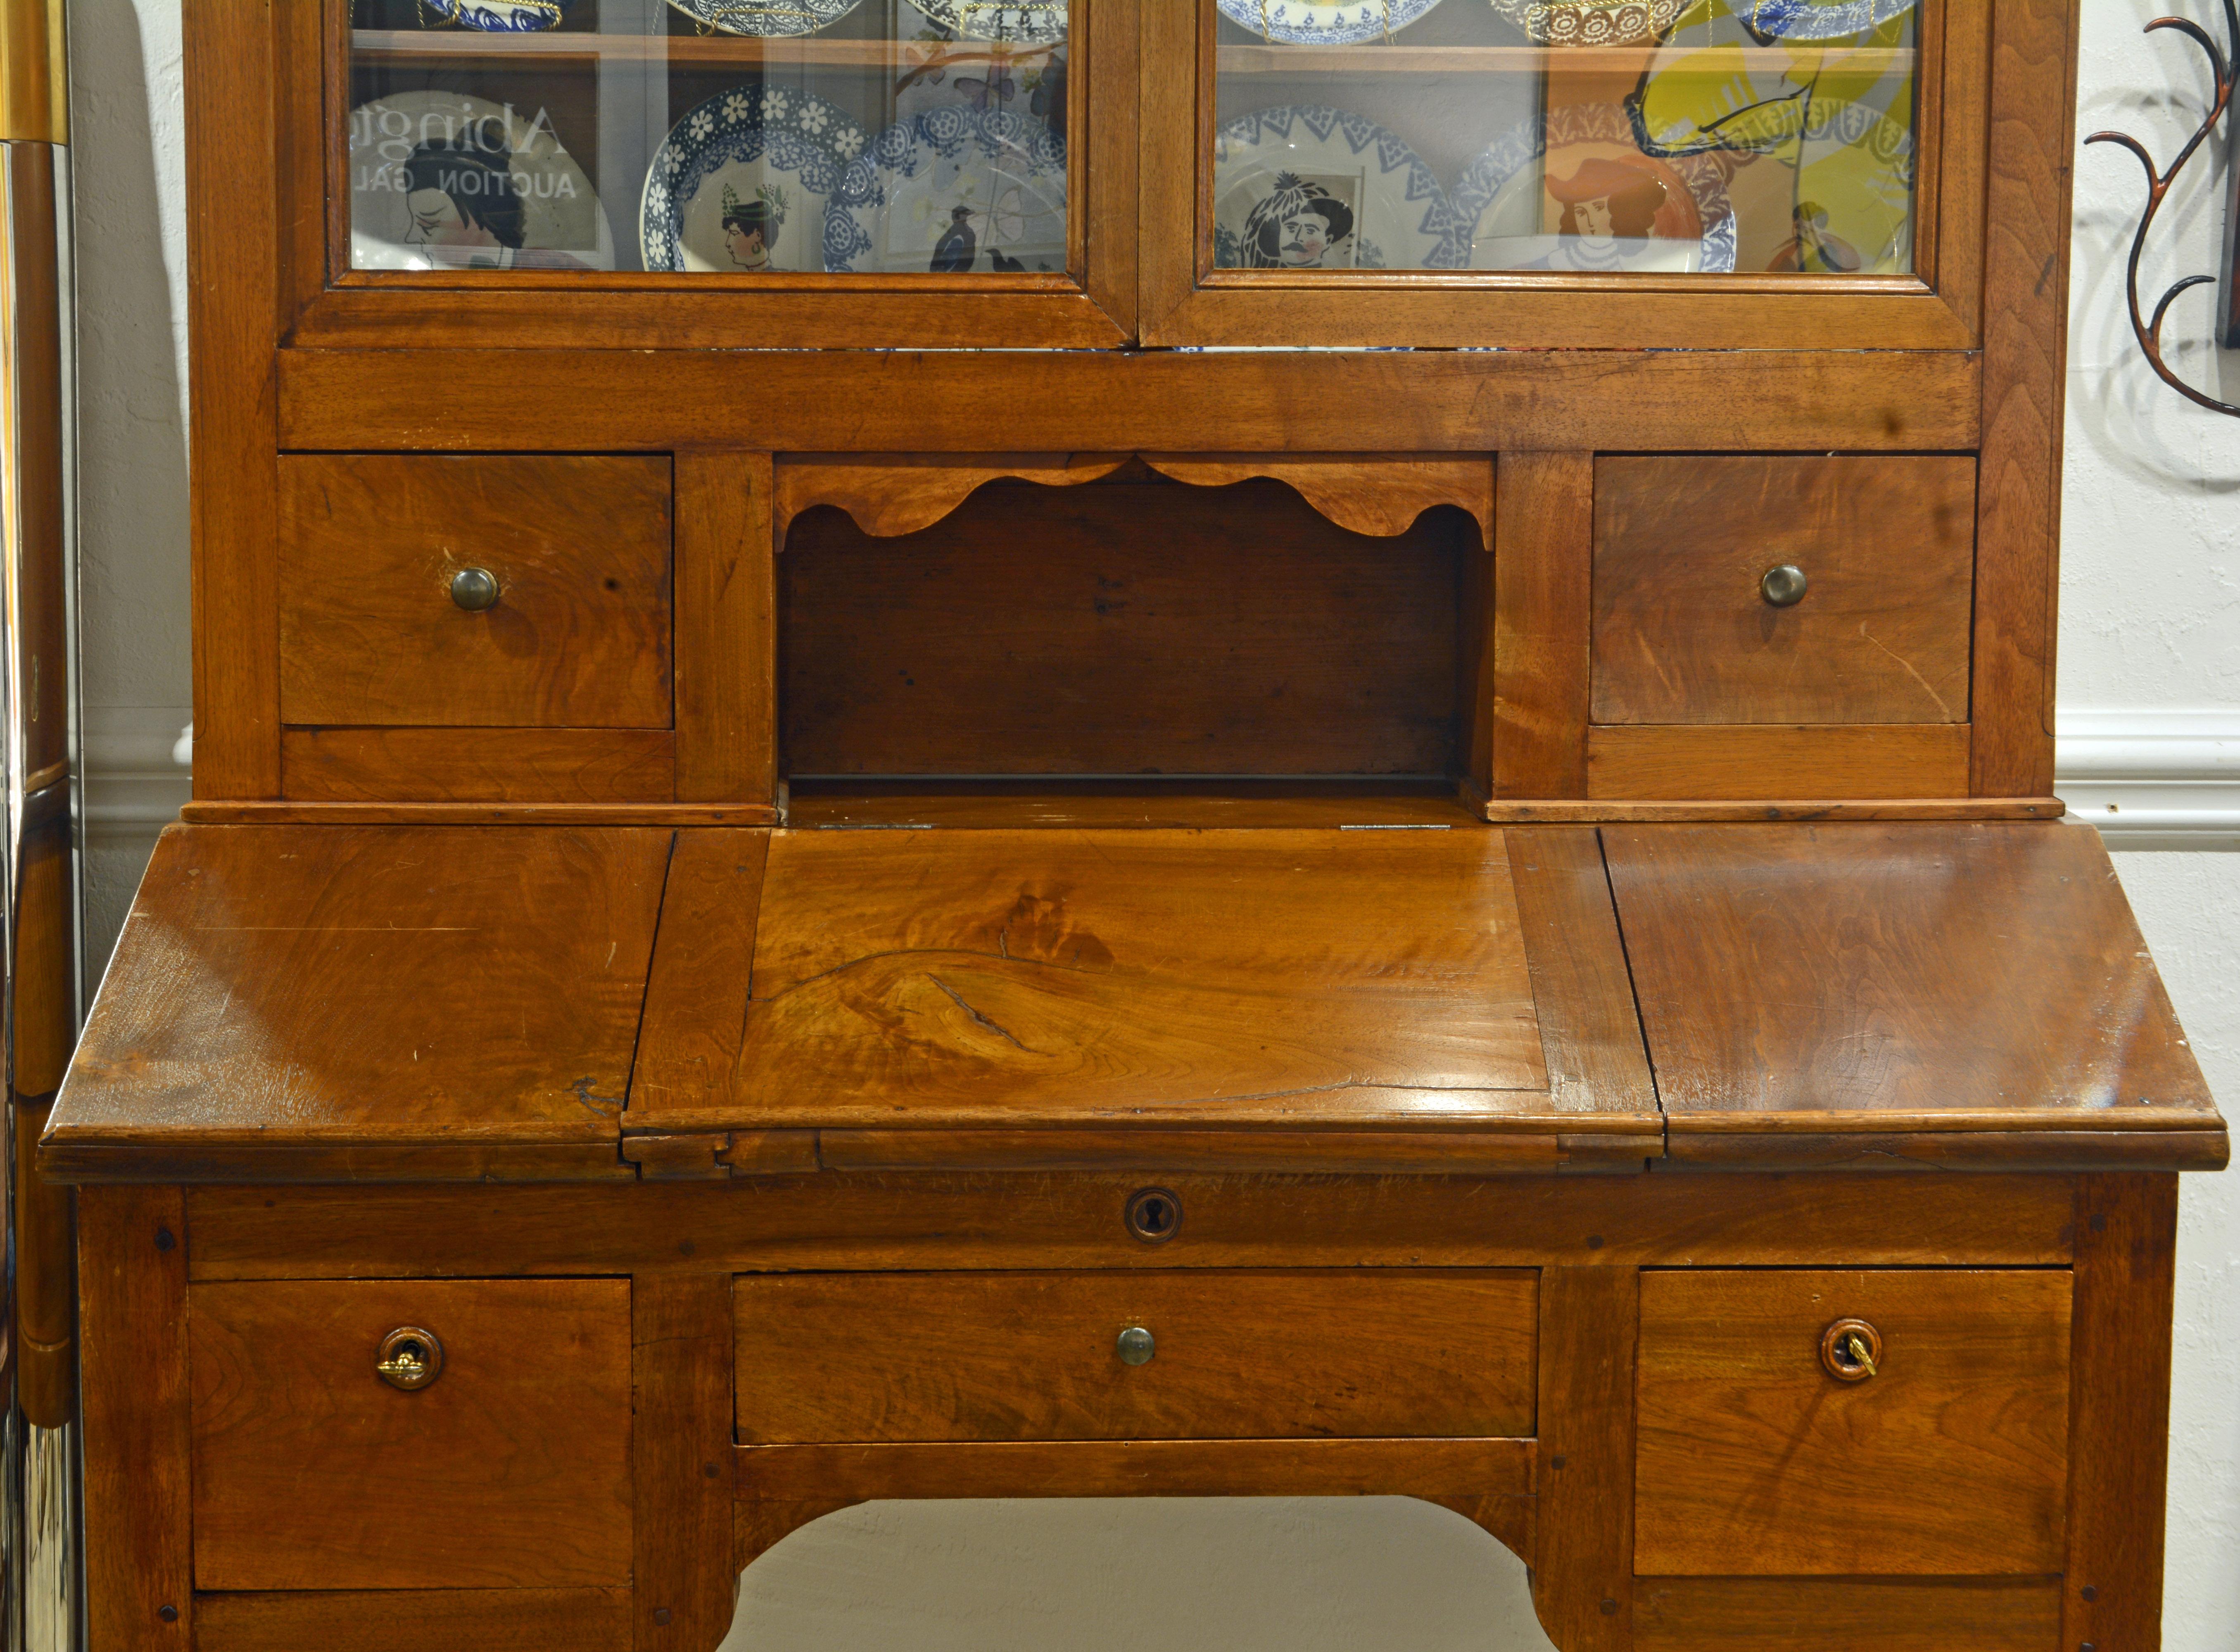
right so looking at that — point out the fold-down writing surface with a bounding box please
[634,827,1574,1132]
[45,824,673,1181]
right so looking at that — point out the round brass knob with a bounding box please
[1821,1317,1881,1383]
[1761,564,1809,608]
[1116,1325,1156,1367]
[1125,1187,1182,1244]
[450,567,501,612]
[375,1326,444,1391]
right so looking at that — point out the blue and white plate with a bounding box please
[1215,0,1442,45]
[422,0,573,28]
[1212,105,1463,270]
[641,88,871,272]
[827,107,1067,274]
[1451,103,1735,273]
[910,0,1067,45]
[1487,0,1684,46]
[1733,0,1915,40]
[662,0,865,36]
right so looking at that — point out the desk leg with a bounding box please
[81,1184,192,1652]
[635,1274,737,1652]
[2064,1174,2179,1652]
[1535,1265,1636,1652]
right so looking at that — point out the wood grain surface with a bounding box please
[1140,453,1494,541]
[2062,1175,2181,1652]
[183,1174,2083,1281]
[674,451,777,803]
[781,479,1470,776]
[194,1589,632,1652]
[633,1275,736,1652]
[777,453,1128,538]
[735,1270,1535,1442]
[1635,1269,2071,1576]
[281,726,675,802]
[1586,725,1971,800]
[785,779,1478,829]
[1534,1267,1637,1652]
[1593,456,1976,727]
[1492,453,1594,799]
[189,1278,632,1590]
[278,455,673,729]
[1608,824,2220,1143]
[48,825,673,1170]
[634,827,1550,1131]
[81,1186,192,1652]
[1634,1578,2059,1652]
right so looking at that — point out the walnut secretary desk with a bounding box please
[45,2,2229,1650]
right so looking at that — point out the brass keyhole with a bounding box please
[375,1325,444,1391]
[1820,1317,1882,1383]
[1125,1187,1181,1244]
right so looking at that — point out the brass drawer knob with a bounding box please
[375,1326,444,1391]
[450,566,501,612]
[1821,1317,1881,1382]
[1761,564,1809,608]
[1116,1325,1155,1367]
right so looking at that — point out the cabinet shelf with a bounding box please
[1214,43,1915,74]
[350,28,1062,67]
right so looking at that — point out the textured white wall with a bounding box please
[63,0,2240,1644]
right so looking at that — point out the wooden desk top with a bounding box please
[41,819,2226,1184]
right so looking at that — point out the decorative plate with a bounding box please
[421,0,573,28]
[1487,0,1685,46]
[348,90,614,271]
[1731,0,1916,40]
[641,88,871,272]
[827,107,1067,274]
[909,0,1068,46]
[1212,105,1463,271]
[661,0,865,38]
[1214,0,1442,47]
[1450,102,1735,274]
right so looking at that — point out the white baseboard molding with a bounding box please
[81,707,191,835]
[2057,712,2240,842]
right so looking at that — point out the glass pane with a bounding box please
[346,0,1071,275]
[1210,0,1918,276]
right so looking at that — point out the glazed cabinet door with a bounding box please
[295,0,1132,346]
[1142,0,1992,347]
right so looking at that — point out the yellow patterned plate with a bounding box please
[1488,0,1686,45]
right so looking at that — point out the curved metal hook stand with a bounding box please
[2087,2,2240,417]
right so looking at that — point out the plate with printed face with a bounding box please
[1215,0,1442,46]
[1212,105,1463,271]
[420,0,574,28]
[663,0,867,37]
[909,0,1067,46]
[348,90,615,271]
[1451,102,1736,274]
[642,87,873,272]
[827,107,1067,274]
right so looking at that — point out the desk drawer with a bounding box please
[278,454,673,729]
[735,1270,1536,1443]
[189,1278,633,1591]
[1634,1270,2071,1577]
[1593,456,1975,727]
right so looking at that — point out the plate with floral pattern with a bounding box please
[662,0,866,37]
[910,0,1067,45]
[1730,0,1915,39]
[1212,105,1463,270]
[1486,0,1684,46]
[1450,102,1735,273]
[1214,0,1442,47]
[827,107,1067,274]
[641,87,871,272]
[422,0,574,28]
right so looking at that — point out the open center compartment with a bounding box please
[776,457,1492,821]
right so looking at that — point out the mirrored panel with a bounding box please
[1209,0,1919,276]
[346,0,1072,275]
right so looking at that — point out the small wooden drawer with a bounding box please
[189,1278,633,1591]
[278,454,673,729]
[1592,456,1975,727]
[1634,1270,2071,1578]
[735,1270,1536,1443]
